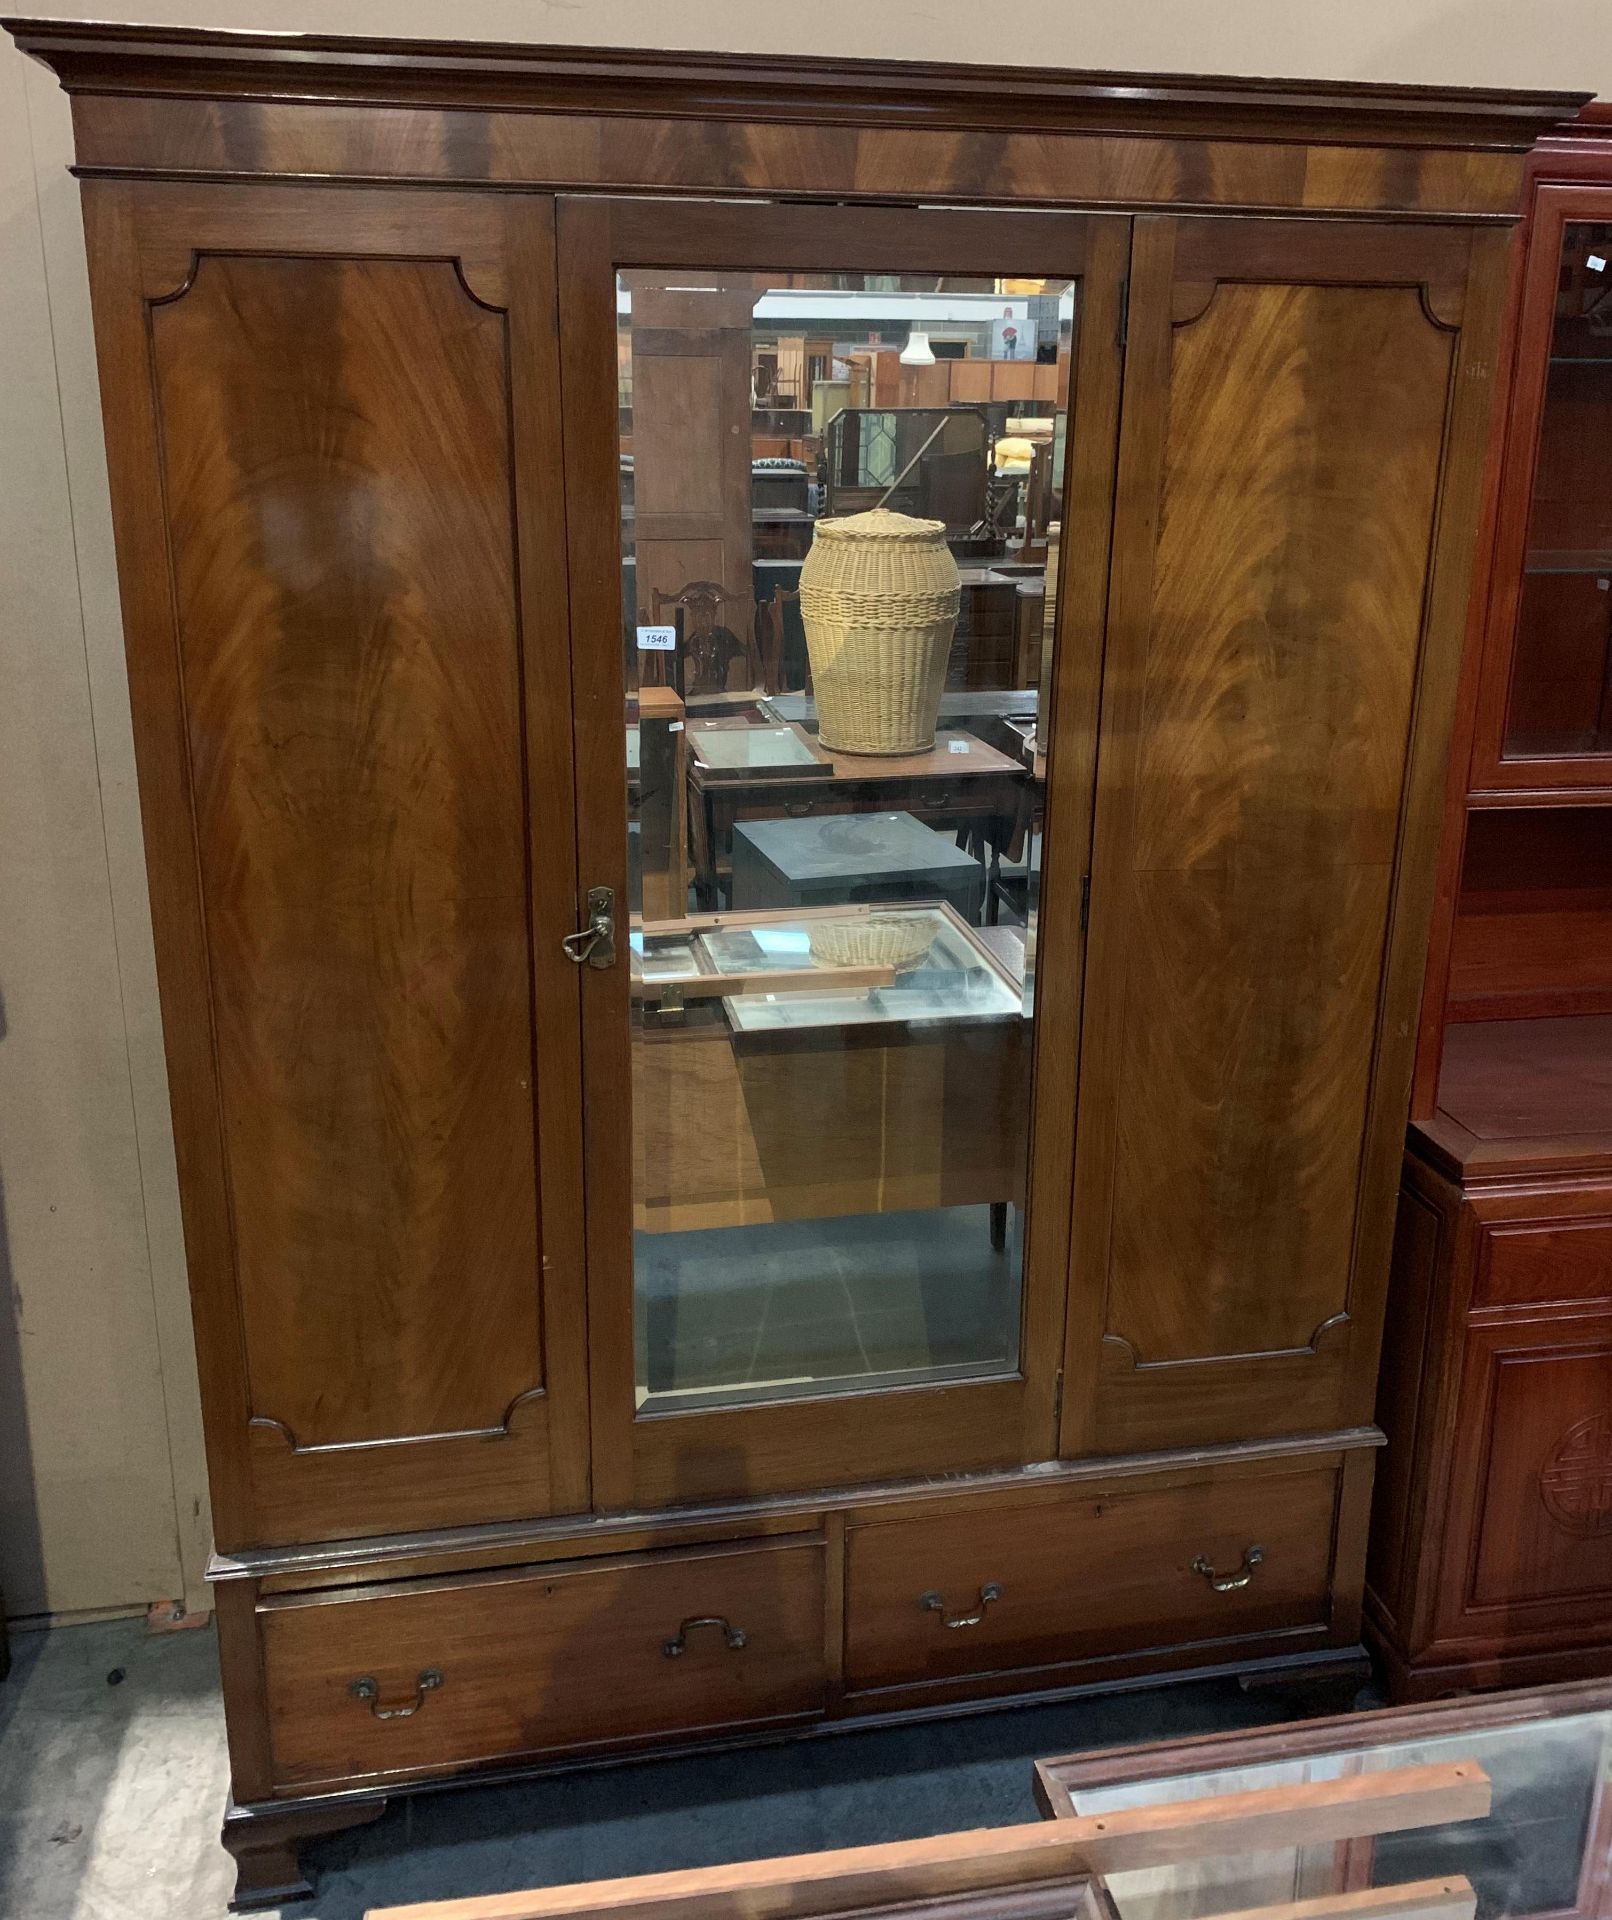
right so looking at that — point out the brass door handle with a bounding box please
[921,1582,1002,1629]
[562,886,616,969]
[663,1615,748,1658]
[1191,1546,1265,1592]
[349,1669,443,1720]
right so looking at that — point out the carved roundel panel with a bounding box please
[1540,1413,1612,1537]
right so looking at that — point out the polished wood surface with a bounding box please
[45,94,1535,222]
[159,250,540,1451]
[261,1538,827,1789]
[844,1460,1339,1694]
[1370,1129,1612,1697]
[1445,807,1612,1021]
[24,16,1566,1892]
[1067,217,1504,1456]
[79,181,591,1548]
[4,19,1580,147]
[370,1767,1491,1920]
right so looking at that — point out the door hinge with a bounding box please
[1116,276,1129,352]
[1078,873,1091,934]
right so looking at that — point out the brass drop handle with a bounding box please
[663,1615,748,1658]
[1191,1545,1265,1592]
[921,1581,1002,1629]
[349,1669,443,1720]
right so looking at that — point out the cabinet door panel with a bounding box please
[1066,217,1507,1453]
[84,183,588,1546]
[1434,1313,1612,1643]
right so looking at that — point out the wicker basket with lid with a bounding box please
[799,508,961,754]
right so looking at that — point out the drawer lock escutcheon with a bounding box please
[1191,1545,1265,1592]
[662,1615,748,1658]
[920,1582,1002,1629]
[349,1669,443,1720]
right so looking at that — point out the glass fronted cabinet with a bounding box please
[1476,190,1612,789]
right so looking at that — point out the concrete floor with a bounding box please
[0,1616,1302,1920]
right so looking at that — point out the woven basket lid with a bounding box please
[811,508,946,544]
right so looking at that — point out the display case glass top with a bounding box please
[1037,1683,1612,1920]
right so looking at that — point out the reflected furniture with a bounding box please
[687,724,1026,910]
[5,14,1584,1905]
[371,1764,1491,1920]
[1369,108,1612,1702]
[1035,1678,1612,1920]
[730,813,988,919]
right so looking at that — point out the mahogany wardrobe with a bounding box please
[5,16,1584,1906]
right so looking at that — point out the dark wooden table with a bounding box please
[685,719,1028,911]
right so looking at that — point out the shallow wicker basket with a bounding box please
[799,508,961,754]
[808,915,937,973]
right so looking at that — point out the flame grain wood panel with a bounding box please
[58,95,1533,220]
[155,253,540,1454]
[1065,217,1508,1456]
[80,182,592,1549]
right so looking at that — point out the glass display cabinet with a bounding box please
[1036,1680,1612,1920]
[1374,115,1612,1705]
[10,13,1579,1904]
[369,1756,1494,1920]
[1474,188,1612,790]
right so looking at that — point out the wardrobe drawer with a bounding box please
[845,1465,1339,1693]
[260,1538,826,1790]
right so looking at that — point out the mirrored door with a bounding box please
[559,200,1127,1507]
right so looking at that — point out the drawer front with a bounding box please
[261,1538,825,1789]
[1477,1217,1612,1310]
[845,1465,1338,1693]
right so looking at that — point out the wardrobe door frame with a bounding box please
[1060,213,1513,1460]
[558,196,1127,1510]
[80,179,592,1548]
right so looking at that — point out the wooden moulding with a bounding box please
[4,21,1586,219]
[365,1763,1490,1920]
[0,20,1584,145]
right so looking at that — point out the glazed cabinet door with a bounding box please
[82,183,589,1548]
[559,199,1127,1507]
[1064,216,1511,1455]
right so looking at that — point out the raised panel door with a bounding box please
[82,183,589,1547]
[1064,216,1511,1454]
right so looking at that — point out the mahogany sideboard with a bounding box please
[4,16,1586,1905]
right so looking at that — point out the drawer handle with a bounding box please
[662,1615,748,1658]
[783,800,814,817]
[920,1582,1002,1629]
[1191,1546,1265,1593]
[348,1669,443,1720]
